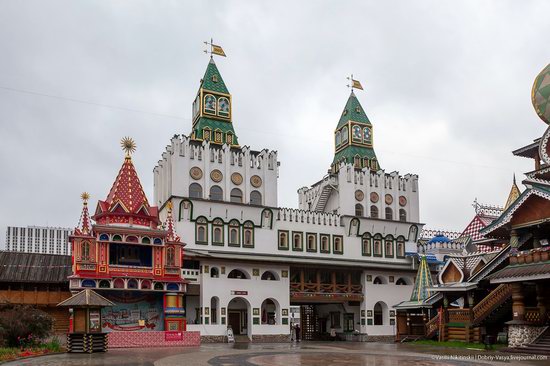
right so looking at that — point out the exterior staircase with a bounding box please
[472,284,513,325]
[425,313,440,339]
[313,175,338,212]
[504,327,550,355]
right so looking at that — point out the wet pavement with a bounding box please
[4,342,549,366]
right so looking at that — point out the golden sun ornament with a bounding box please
[121,137,137,157]
[81,192,90,203]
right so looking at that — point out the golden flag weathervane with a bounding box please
[204,38,226,57]
[347,74,364,90]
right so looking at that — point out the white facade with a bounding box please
[154,136,423,340]
[4,226,72,255]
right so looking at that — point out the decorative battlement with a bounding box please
[276,207,340,226]
[155,134,278,173]
[420,229,462,240]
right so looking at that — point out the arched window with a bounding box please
[229,220,240,246]
[210,185,223,201]
[396,236,406,258]
[99,280,110,289]
[211,297,219,324]
[166,247,175,266]
[112,235,122,242]
[99,234,109,241]
[212,218,224,245]
[385,236,394,257]
[226,132,233,145]
[363,127,371,143]
[278,231,288,249]
[374,302,385,325]
[214,129,222,143]
[335,131,341,146]
[250,190,262,205]
[355,204,364,217]
[210,267,219,278]
[243,222,254,247]
[354,155,361,168]
[396,278,408,285]
[373,276,385,285]
[385,207,393,220]
[261,271,279,281]
[228,269,248,279]
[261,298,279,325]
[399,209,407,222]
[218,97,230,117]
[141,280,151,289]
[81,241,90,261]
[306,234,316,252]
[230,188,243,203]
[142,237,151,244]
[373,235,382,256]
[321,235,330,253]
[189,183,203,199]
[292,232,303,251]
[203,127,211,141]
[342,126,349,142]
[370,206,379,219]
[127,279,138,289]
[352,125,361,141]
[204,94,216,114]
[333,236,343,254]
[154,282,164,291]
[362,233,371,256]
[113,278,125,289]
[196,217,208,243]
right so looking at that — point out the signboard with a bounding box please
[230,290,248,295]
[164,331,184,341]
[227,327,235,343]
[89,309,101,332]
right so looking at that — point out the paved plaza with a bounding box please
[5,342,549,366]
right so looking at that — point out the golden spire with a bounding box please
[121,137,137,158]
[504,174,521,210]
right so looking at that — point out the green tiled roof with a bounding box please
[410,255,434,302]
[337,91,371,129]
[332,145,378,166]
[193,117,239,145]
[201,58,229,94]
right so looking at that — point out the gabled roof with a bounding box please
[0,251,71,283]
[57,289,115,307]
[200,58,229,94]
[336,91,371,129]
[481,185,550,237]
[504,176,521,210]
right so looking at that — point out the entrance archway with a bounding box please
[374,301,388,325]
[260,298,280,324]
[227,297,251,336]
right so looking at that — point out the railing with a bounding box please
[164,266,180,275]
[472,284,512,324]
[426,313,440,338]
[447,309,472,324]
[290,282,362,294]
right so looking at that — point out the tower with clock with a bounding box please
[191,57,239,146]
[332,90,378,173]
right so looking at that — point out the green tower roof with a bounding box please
[337,91,371,129]
[201,58,229,94]
[410,255,434,302]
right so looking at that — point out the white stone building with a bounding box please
[4,226,72,255]
[153,58,423,341]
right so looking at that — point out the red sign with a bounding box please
[231,290,248,295]
[164,331,183,341]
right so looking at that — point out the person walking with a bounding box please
[295,323,301,342]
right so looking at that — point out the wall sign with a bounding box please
[231,290,248,295]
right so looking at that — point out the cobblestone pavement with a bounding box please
[4,342,549,366]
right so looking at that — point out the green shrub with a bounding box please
[0,305,53,347]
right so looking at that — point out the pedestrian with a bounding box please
[295,323,301,342]
[290,322,295,342]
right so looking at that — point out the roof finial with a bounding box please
[165,201,180,242]
[204,38,226,58]
[77,192,91,235]
[347,74,364,91]
[120,137,136,158]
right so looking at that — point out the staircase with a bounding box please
[312,175,338,212]
[425,313,440,339]
[505,327,550,355]
[473,284,513,325]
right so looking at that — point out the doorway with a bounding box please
[227,297,250,336]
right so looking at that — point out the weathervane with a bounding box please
[120,137,137,158]
[204,38,226,58]
[347,74,364,90]
[81,192,90,204]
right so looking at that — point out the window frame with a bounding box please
[362,233,372,256]
[211,218,224,246]
[278,230,289,250]
[320,234,331,254]
[333,235,344,255]
[242,221,254,248]
[306,233,317,253]
[292,231,303,252]
[196,217,208,244]
[373,235,383,257]
[228,220,240,247]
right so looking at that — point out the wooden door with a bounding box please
[228,312,241,335]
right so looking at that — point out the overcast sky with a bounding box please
[1,0,549,247]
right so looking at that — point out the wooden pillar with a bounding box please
[511,282,525,321]
[536,283,547,318]
[316,270,321,292]
[509,230,519,254]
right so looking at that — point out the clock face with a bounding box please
[353,125,362,140]
[363,127,371,142]
[218,97,230,117]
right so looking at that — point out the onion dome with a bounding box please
[427,234,451,244]
[532,63,550,124]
